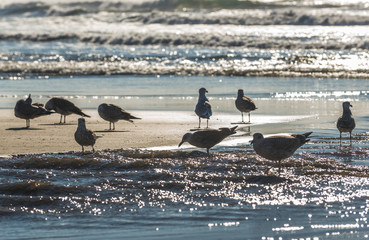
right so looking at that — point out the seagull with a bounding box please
[195,88,212,128]
[45,97,90,124]
[178,126,237,156]
[235,89,257,123]
[251,132,312,173]
[337,101,355,145]
[98,103,141,130]
[74,118,100,152]
[14,94,53,128]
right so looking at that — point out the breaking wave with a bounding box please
[1,32,369,50]
[1,0,369,26]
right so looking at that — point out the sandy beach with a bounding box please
[0,109,191,155]
[1,97,361,156]
[1,108,258,156]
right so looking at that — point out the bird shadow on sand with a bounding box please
[231,122,252,125]
[39,123,75,126]
[6,127,43,131]
[95,130,129,133]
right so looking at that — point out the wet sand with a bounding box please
[0,109,252,156]
[3,96,365,156]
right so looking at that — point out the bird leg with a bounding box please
[339,132,342,146]
[59,114,63,124]
[92,146,95,152]
[63,115,66,124]
[248,112,251,123]
[198,117,201,128]
[206,148,210,157]
[112,122,115,131]
[241,112,244,123]
[206,119,209,128]
[26,119,30,128]
[109,122,112,130]
[82,146,84,152]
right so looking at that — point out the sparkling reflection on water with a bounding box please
[2,138,369,239]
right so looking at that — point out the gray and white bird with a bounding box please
[45,97,90,124]
[178,126,237,156]
[337,101,355,145]
[14,94,53,128]
[235,89,257,123]
[74,118,100,152]
[195,88,212,128]
[251,132,312,173]
[98,103,141,130]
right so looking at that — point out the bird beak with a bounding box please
[350,104,353,107]
[250,140,254,145]
[178,141,184,147]
[206,90,208,93]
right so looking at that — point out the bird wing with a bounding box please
[195,100,212,118]
[263,137,300,159]
[15,100,49,119]
[236,96,256,111]
[337,117,355,130]
[54,98,90,117]
[107,104,134,121]
[52,98,76,109]
[192,130,224,148]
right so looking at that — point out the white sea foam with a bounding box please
[0,0,369,79]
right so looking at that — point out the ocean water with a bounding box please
[2,0,369,239]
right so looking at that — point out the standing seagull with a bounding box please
[14,94,53,128]
[178,126,237,156]
[45,97,90,124]
[251,132,312,174]
[235,89,257,123]
[195,88,212,128]
[337,102,355,145]
[98,103,141,130]
[74,118,100,152]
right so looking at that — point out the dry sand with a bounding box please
[0,109,242,156]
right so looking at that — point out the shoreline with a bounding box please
[0,108,315,156]
[0,109,195,156]
[0,109,243,156]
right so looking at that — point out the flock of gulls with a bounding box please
[13,87,356,173]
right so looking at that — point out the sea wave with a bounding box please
[1,1,369,26]
[1,32,369,50]
[1,50,369,79]
[120,9,369,26]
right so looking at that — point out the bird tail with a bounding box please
[303,131,313,143]
[81,112,91,118]
[230,125,238,134]
[130,115,141,120]
[219,126,237,135]
[303,132,313,138]
[32,103,44,107]
[293,131,313,143]
[39,110,55,116]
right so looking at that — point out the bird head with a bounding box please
[77,118,86,127]
[199,88,208,95]
[342,101,352,109]
[25,94,32,105]
[237,89,244,97]
[178,133,192,147]
[45,98,54,110]
[250,133,264,144]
